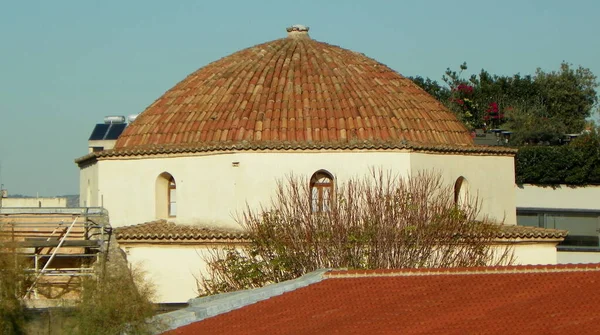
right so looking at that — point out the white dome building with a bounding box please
[75,26,564,303]
[77,26,517,228]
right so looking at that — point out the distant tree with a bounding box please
[410,62,598,143]
[534,63,598,132]
[199,171,514,295]
[515,129,600,185]
[501,103,567,145]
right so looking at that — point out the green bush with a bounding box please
[515,132,600,185]
[68,261,159,335]
[0,252,28,335]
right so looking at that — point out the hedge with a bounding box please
[515,136,600,185]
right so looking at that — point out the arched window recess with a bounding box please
[156,172,177,219]
[453,176,469,208]
[310,170,334,213]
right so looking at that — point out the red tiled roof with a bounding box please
[114,29,475,152]
[167,264,600,334]
[114,220,248,243]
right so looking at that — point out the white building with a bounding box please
[75,25,563,303]
[0,196,68,208]
[516,184,600,264]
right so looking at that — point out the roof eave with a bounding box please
[75,141,517,166]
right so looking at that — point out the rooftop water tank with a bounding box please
[104,116,126,124]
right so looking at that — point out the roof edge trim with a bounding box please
[75,141,517,165]
[325,263,600,278]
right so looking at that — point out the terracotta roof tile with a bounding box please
[114,33,475,152]
[495,224,566,239]
[166,264,600,334]
[114,220,249,243]
[114,219,560,246]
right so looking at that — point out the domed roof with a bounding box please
[114,27,474,151]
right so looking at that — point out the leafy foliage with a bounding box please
[534,63,598,132]
[515,130,600,185]
[199,171,513,295]
[502,105,567,145]
[409,62,598,143]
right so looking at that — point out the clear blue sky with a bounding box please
[0,0,598,196]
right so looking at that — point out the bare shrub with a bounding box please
[199,170,514,295]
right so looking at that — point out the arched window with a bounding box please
[454,176,469,207]
[156,172,177,219]
[168,176,177,217]
[310,170,334,213]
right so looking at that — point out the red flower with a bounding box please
[456,84,474,94]
[486,102,499,113]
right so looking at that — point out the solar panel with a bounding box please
[89,124,110,140]
[105,123,127,140]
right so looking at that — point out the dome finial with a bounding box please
[286,24,310,39]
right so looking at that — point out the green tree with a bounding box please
[515,128,600,185]
[410,62,598,144]
[534,63,598,132]
[501,104,567,145]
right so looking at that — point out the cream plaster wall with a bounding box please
[510,242,558,265]
[410,153,517,225]
[121,244,218,303]
[516,185,600,210]
[79,163,99,207]
[90,151,516,228]
[95,151,413,228]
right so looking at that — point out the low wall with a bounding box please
[511,242,558,265]
[557,251,600,264]
[1,197,68,208]
[121,244,221,304]
[516,184,600,210]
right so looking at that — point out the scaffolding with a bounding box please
[0,207,111,301]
